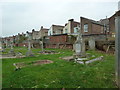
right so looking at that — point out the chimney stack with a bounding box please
[41,26,43,30]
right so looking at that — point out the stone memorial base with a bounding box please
[61,54,103,65]
[75,56,103,65]
[60,56,74,61]
[73,53,86,59]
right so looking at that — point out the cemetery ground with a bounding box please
[2,47,117,88]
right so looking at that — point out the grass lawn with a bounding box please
[2,47,117,88]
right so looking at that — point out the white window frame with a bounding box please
[84,24,88,32]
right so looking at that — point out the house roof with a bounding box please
[40,28,49,31]
[64,19,80,27]
[109,10,120,19]
[52,24,64,27]
[80,17,104,26]
[99,18,109,25]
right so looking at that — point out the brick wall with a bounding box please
[109,11,120,34]
[80,17,105,35]
[45,34,73,49]
[81,17,92,35]
[49,35,67,44]
[91,23,104,34]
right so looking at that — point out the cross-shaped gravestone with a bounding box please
[115,16,120,88]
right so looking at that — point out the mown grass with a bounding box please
[2,47,117,88]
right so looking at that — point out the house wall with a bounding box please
[39,29,48,39]
[91,23,104,34]
[49,35,67,44]
[81,17,92,35]
[48,25,64,36]
[109,16,115,35]
[63,24,69,34]
[80,17,105,35]
[48,26,53,36]
[63,19,80,34]
[45,35,73,49]
[52,25,64,35]
[108,11,120,39]
[32,31,40,39]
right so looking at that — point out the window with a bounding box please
[84,24,88,32]
[74,27,79,33]
[65,29,68,33]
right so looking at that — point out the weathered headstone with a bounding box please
[115,16,120,88]
[89,37,95,50]
[26,31,34,57]
[74,29,86,58]
[40,41,44,52]
[5,39,8,48]
[0,41,3,53]
[9,38,15,56]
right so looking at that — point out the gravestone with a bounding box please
[115,16,120,87]
[40,41,44,51]
[9,38,15,56]
[89,37,95,50]
[5,39,8,48]
[74,30,86,58]
[0,41,3,52]
[26,31,34,57]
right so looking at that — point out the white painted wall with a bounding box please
[48,26,53,36]
[63,24,68,34]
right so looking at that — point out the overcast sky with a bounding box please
[0,0,120,37]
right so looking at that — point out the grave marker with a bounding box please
[9,38,15,56]
[89,37,95,50]
[26,31,34,56]
[74,28,86,58]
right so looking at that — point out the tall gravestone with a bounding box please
[39,41,43,51]
[89,37,95,50]
[41,34,44,51]
[5,39,8,48]
[74,29,86,58]
[26,31,34,57]
[115,16,120,88]
[9,38,15,56]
